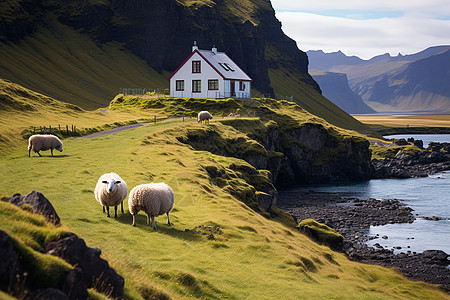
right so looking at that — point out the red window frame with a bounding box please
[176,80,184,91]
[192,60,201,73]
[208,79,219,90]
[192,80,201,93]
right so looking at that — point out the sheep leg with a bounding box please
[28,148,31,157]
[106,206,110,218]
[103,206,105,213]
[132,213,136,227]
[121,202,124,214]
[151,215,157,229]
[51,148,54,156]
[114,206,118,218]
[167,212,172,226]
[37,151,42,157]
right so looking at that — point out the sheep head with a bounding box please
[102,179,122,193]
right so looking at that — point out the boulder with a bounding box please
[0,230,24,290]
[45,234,124,298]
[3,190,60,225]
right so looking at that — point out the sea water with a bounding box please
[384,133,450,148]
[279,134,450,254]
[287,173,450,254]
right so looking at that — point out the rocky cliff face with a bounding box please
[263,123,373,186]
[1,0,319,97]
[178,119,373,189]
[310,70,375,114]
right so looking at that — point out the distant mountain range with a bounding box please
[307,46,450,114]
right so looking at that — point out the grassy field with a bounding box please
[353,114,450,128]
[1,92,448,298]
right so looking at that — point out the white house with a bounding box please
[168,43,252,99]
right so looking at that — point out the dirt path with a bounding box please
[80,123,149,138]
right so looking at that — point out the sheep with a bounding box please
[128,182,174,228]
[94,172,128,218]
[197,111,213,124]
[28,134,63,157]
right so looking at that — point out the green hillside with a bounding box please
[0,86,447,299]
[0,21,169,110]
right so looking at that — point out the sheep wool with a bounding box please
[128,182,174,228]
[94,172,128,218]
[28,134,63,157]
[197,111,213,123]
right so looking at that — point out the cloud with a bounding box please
[271,1,450,59]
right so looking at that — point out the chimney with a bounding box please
[212,45,217,54]
[192,41,198,52]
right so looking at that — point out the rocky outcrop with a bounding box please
[372,148,450,179]
[1,192,124,299]
[3,190,61,225]
[45,234,124,298]
[270,123,373,186]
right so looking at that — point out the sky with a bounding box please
[271,0,450,60]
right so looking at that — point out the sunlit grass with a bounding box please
[0,112,447,298]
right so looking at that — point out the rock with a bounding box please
[45,234,124,298]
[3,190,60,225]
[62,267,88,300]
[0,230,25,289]
[382,235,388,239]
[423,216,441,221]
[30,288,68,300]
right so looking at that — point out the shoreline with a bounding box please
[277,190,450,292]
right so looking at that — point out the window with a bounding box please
[239,81,245,91]
[192,60,201,73]
[208,79,219,90]
[176,80,184,91]
[192,80,201,93]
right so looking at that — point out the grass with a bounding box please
[0,201,73,293]
[0,93,448,299]
[0,18,169,110]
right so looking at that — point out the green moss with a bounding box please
[297,219,343,250]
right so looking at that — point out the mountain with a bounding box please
[307,46,450,113]
[309,70,375,114]
[0,0,365,130]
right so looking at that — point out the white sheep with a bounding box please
[128,182,174,228]
[197,111,213,124]
[94,172,128,218]
[28,134,63,157]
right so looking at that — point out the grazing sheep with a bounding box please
[128,182,174,228]
[94,172,128,218]
[28,134,63,157]
[197,111,213,124]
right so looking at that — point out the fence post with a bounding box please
[154,115,156,124]
[74,125,76,133]
[66,125,69,135]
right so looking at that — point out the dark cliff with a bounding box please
[1,0,319,97]
[310,70,375,114]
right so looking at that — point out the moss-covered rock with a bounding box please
[297,219,344,251]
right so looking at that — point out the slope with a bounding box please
[0,93,447,298]
[0,20,169,110]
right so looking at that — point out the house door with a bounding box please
[230,81,236,97]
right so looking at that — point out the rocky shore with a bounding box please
[278,190,450,292]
